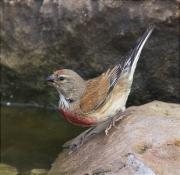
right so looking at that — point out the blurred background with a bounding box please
[1,0,179,173]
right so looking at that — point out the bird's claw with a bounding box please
[68,138,83,155]
[68,144,77,149]
[68,127,95,155]
[68,143,82,155]
[68,150,73,155]
[105,121,119,136]
[105,128,109,136]
[105,114,124,135]
[113,124,119,130]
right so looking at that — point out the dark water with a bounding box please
[1,104,86,173]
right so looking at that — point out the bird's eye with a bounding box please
[59,77,65,81]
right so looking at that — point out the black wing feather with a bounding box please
[92,24,155,111]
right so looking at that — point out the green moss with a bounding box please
[138,144,151,154]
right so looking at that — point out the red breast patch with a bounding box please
[60,109,98,126]
[56,70,63,74]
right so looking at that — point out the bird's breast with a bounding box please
[60,109,98,126]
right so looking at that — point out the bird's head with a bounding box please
[44,69,86,101]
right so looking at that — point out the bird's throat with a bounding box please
[59,94,70,109]
[59,95,98,126]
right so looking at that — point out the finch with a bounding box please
[44,24,155,154]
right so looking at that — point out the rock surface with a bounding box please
[48,101,180,175]
[0,163,48,175]
[26,169,49,175]
[1,0,179,106]
[0,163,19,175]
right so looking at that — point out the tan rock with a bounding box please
[0,163,19,175]
[30,169,49,175]
[48,101,180,175]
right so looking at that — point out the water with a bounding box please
[1,104,86,173]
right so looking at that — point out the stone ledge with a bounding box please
[48,101,180,175]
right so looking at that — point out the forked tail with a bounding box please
[123,24,155,80]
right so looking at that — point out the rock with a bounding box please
[30,169,48,175]
[1,0,179,106]
[0,163,19,175]
[22,169,48,175]
[48,101,180,175]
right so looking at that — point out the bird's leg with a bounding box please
[69,126,95,155]
[105,118,114,136]
[105,111,125,136]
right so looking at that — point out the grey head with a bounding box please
[44,69,87,102]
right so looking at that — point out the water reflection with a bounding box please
[1,104,86,173]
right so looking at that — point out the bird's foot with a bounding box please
[105,114,125,136]
[68,127,95,155]
[68,137,84,155]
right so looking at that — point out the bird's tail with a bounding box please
[122,24,155,80]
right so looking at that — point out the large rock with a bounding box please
[0,163,19,175]
[22,169,49,175]
[48,101,180,175]
[1,0,179,106]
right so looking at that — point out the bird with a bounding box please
[44,24,155,155]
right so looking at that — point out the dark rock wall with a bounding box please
[1,0,179,106]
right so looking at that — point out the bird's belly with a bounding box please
[94,90,130,123]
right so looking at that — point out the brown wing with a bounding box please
[80,66,122,113]
[80,72,110,113]
[80,51,133,113]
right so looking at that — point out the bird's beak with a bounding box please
[44,75,55,84]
